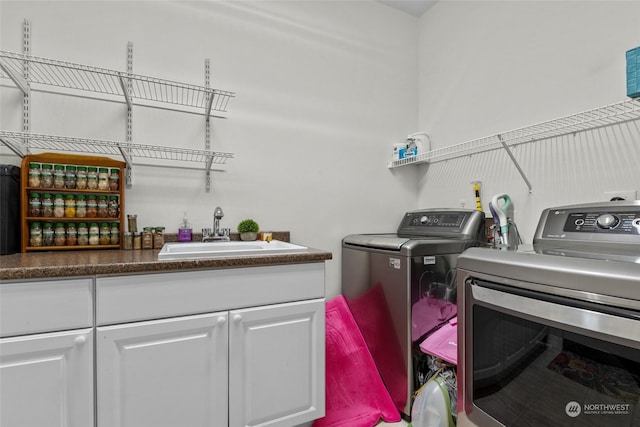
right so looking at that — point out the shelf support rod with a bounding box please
[0,138,27,158]
[497,134,532,192]
[22,19,31,146]
[0,58,30,95]
[124,42,134,188]
[205,58,212,191]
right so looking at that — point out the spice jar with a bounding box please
[42,193,53,217]
[86,195,98,218]
[108,195,119,218]
[30,222,43,247]
[76,166,88,190]
[53,164,66,189]
[97,195,108,218]
[142,227,154,249]
[54,223,66,246]
[89,223,100,245]
[28,163,41,188]
[100,223,111,245]
[66,223,78,246]
[87,167,98,190]
[153,226,165,249]
[98,168,110,190]
[64,194,76,218]
[127,214,138,233]
[77,223,89,246]
[110,222,120,245]
[76,195,87,218]
[109,168,120,191]
[65,165,77,189]
[41,164,53,188]
[133,232,142,250]
[53,193,65,218]
[43,222,54,246]
[123,232,133,250]
[29,192,42,217]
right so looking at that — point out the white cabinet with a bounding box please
[0,328,94,427]
[97,313,229,427]
[229,300,325,427]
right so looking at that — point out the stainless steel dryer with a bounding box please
[457,201,640,427]
[342,209,485,416]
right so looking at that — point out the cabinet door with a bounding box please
[0,328,94,427]
[229,299,325,427]
[97,312,228,427]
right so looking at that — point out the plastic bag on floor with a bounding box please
[409,368,457,427]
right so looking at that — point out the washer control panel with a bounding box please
[563,211,640,234]
[405,213,466,228]
[397,209,485,241]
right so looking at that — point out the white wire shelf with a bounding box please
[0,50,235,115]
[387,98,640,168]
[0,130,234,167]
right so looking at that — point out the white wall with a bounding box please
[417,0,640,241]
[0,1,421,297]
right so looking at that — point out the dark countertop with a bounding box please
[0,246,333,281]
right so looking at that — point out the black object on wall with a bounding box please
[1,165,21,255]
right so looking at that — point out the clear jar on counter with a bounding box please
[29,192,42,217]
[64,194,76,218]
[53,193,65,218]
[109,168,120,191]
[86,195,98,218]
[123,231,133,250]
[98,168,110,190]
[41,164,53,188]
[66,223,78,246]
[97,195,108,218]
[133,232,142,250]
[54,223,66,246]
[89,223,100,245]
[76,194,87,218]
[30,222,43,247]
[42,193,53,217]
[142,227,154,249]
[28,163,41,188]
[43,222,54,246]
[110,222,120,245]
[100,222,111,245]
[65,165,77,189]
[87,167,98,190]
[77,223,89,246]
[76,166,88,190]
[153,226,165,249]
[108,195,119,218]
[53,164,66,189]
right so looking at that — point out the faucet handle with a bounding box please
[202,228,212,237]
[221,228,230,237]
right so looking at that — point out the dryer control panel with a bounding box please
[534,201,640,249]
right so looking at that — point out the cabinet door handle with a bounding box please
[74,335,87,345]
[233,314,242,323]
[217,316,227,325]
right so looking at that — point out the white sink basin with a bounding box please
[158,240,308,260]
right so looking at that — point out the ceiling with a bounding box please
[377,0,438,17]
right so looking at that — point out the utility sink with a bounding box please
[157,240,308,261]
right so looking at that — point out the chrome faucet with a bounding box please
[202,206,230,242]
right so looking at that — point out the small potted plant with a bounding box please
[237,219,259,241]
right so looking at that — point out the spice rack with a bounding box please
[20,152,125,252]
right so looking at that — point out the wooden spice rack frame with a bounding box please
[20,152,125,252]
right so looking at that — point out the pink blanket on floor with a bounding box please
[313,295,400,427]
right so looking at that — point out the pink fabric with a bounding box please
[419,317,458,364]
[411,297,456,342]
[346,284,408,413]
[313,295,400,427]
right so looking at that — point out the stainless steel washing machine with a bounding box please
[457,201,640,427]
[342,209,485,416]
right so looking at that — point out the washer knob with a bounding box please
[420,215,429,224]
[596,214,619,229]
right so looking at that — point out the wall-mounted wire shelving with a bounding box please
[387,98,640,191]
[0,50,235,115]
[0,20,237,191]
